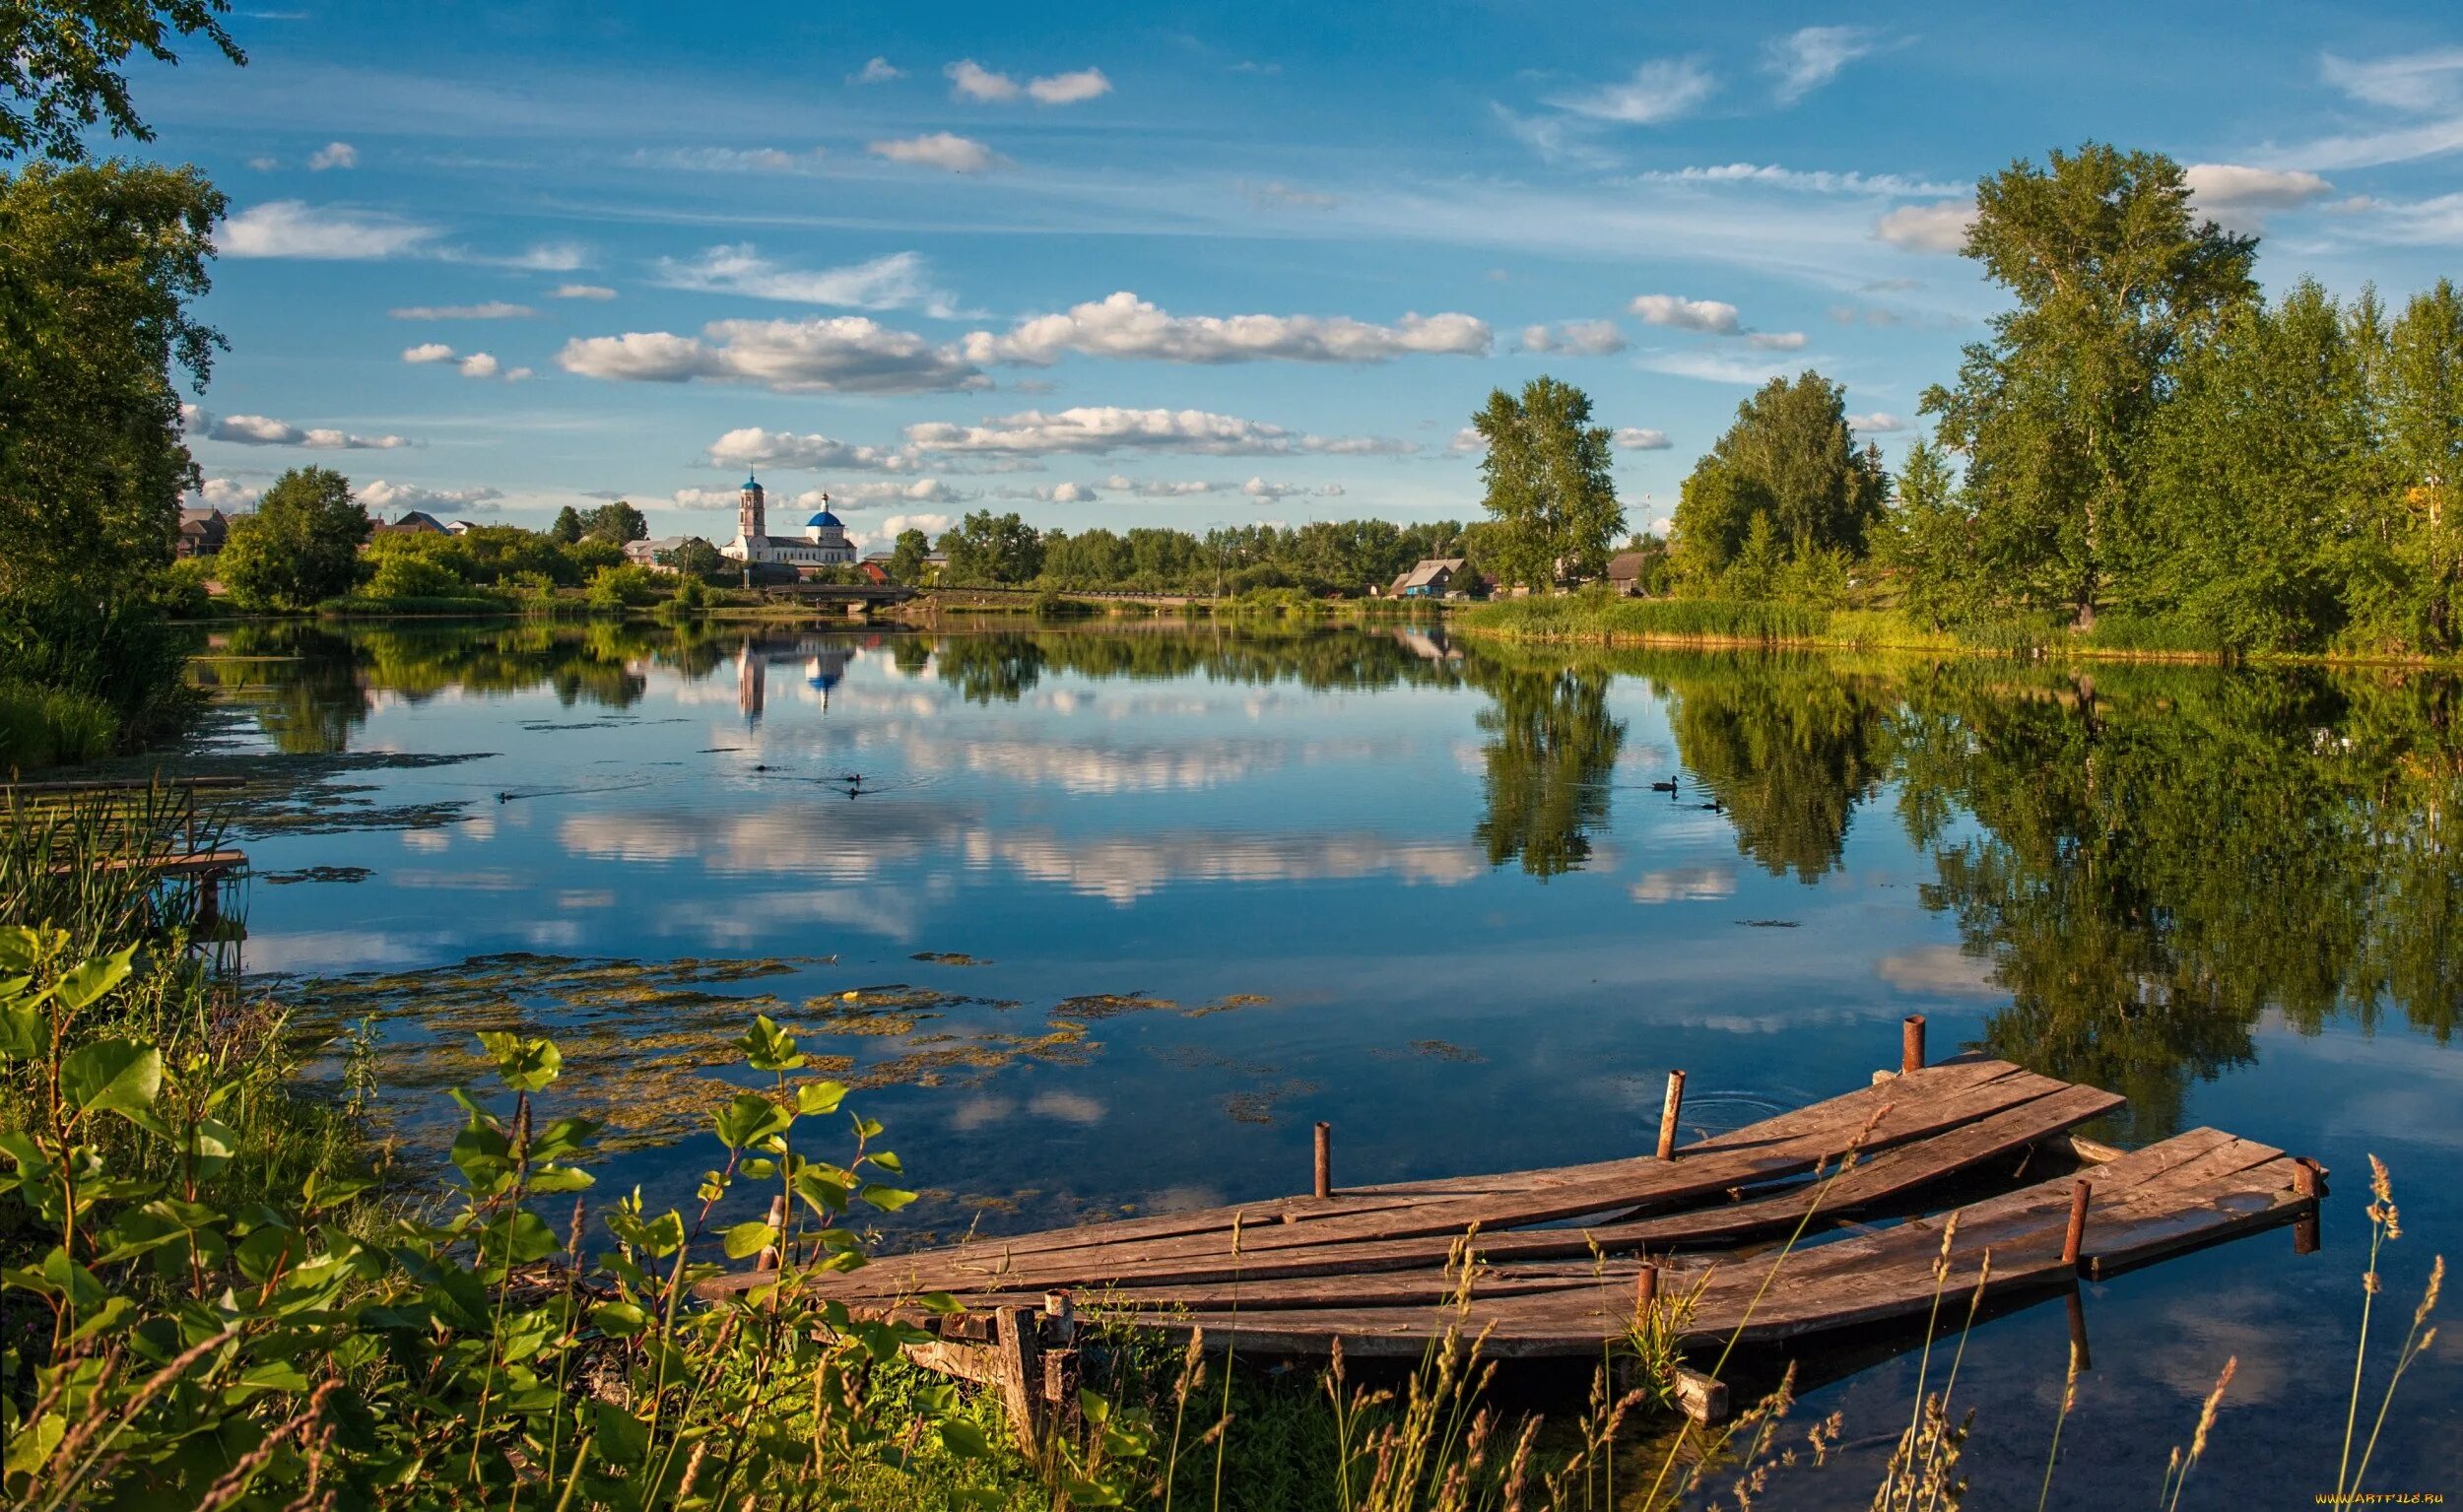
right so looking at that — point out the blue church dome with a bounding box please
[805,510,843,528]
[743,473,762,491]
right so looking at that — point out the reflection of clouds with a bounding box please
[249,930,442,973]
[655,886,924,946]
[558,889,616,909]
[965,828,1482,904]
[1029,1090,1105,1125]
[1631,865,1736,903]
[1877,943,2002,998]
[401,829,451,853]
[944,1089,1104,1129]
[558,802,971,880]
[949,1095,1015,1131]
[951,737,1284,794]
[392,869,525,891]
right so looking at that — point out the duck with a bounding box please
[1649,779,1679,794]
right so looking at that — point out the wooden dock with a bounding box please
[704,1039,2319,1413]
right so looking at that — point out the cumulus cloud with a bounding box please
[557,316,986,394]
[834,478,971,507]
[1101,475,1219,497]
[401,343,455,363]
[359,480,504,513]
[1612,427,1672,450]
[705,427,921,472]
[224,201,435,259]
[850,56,903,85]
[903,405,1409,458]
[945,58,1021,101]
[389,300,533,320]
[1875,200,1976,254]
[1628,294,1742,333]
[2184,163,2335,232]
[552,284,616,300]
[1521,319,1629,355]
[1765,26,1877,103]
[196,410,413,449]
[1242,180,1341,211]
[993,480,1102,503]
[656,246,952,314]
[960,291,1491,365]
[1849,412,1908,433]
[867,132,1006,173]
[306,140,359,170]
[192,478,261,510]
[1449,427,1486,454]
[1239,478,1345,499]
[1027,68,1112,105]
[1550,57,1717,125]
[457,352,500,378]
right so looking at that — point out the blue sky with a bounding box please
[129,1,2463,548]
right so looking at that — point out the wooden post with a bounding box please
[993,1306,1041,1456]
[1901,1015,1927,1073]
[2064,1284,2093,1373]
[755,1195,786,1271]
[1656,1071,1687,1161]
[1313,1121,1333,1200]
[1635,1261,1659,1318]
[2062,1180,2093,1273]
[2293,1158,2323,1257]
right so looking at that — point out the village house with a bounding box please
[1387,558,1468,598]
[371,510,451,537]
[626,536,691,572]
[176,507,229,559]
[1606,550,1661,597]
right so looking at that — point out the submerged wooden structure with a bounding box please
[705,1027,2321,1437]
[5,774,249,925]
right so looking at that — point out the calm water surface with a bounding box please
[186,619,2461,1504]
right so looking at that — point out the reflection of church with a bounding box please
[719,475,856,573]
[733,636,855,725]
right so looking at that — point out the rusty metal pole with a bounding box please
[2062,1180,2093,1273]
[2064,1284,2093,1373]
[1635,1261,1660,1318]
[1656,1071,1688,1160]
[1313,1121,1332,1200]
[1901,1015,1927,1074]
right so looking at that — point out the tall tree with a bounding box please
[937,510,1043,583]
[548,504,583,545]
[218,466,368,610]
[1876,441,1987,629]
[1922,142,2258,627]
[2,0,243,163]
[581,499,646,544]
[888,527,933,583]
[1472,375,1623,589]
[2375,281,2463,649]
[1671,370,1888,579]
[0,160,224,594]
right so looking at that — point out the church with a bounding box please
[718,474,856,573]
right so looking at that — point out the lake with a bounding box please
[184,617,2460,1504]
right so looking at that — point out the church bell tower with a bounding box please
[737,474,766,550]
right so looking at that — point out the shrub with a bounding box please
[0,683,119,768]
[0,587,195,747]
[586,562,658,610]
[366,551,471,601]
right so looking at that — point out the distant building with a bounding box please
[857,559,892,585]
[718,476,856,574]
[1606,550,1660,597]
[626,536,690,572]
[373,510,451,536]
[176,507,229,559]
[1388,558,1467,598]
[448,519,482,536]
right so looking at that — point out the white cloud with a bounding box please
[401,343,456,363]
[2184,163,2335,232]
[495,242,588,273]
[946,58,1021,101]
[1550,57,1717,125]
[1874,200,1976,254]
[1242,180,1341,211]
[867,132,1006,173]
[1631,163,1969,196]
[200,411,413,449]
[457,352,500,378]
[1521,319,1629,356]
[994,480,1101,503]
[1101,474,1218,497]
[1638,350,1808,385]
[2322,47,2463,113]
[668,487,742,510]
[655,246,952,314]
[306,140,359,170]
[705,427,921,473]
[961,291,1491,365]
[636,146,828,174]
[223,201,435,259]
[1449,427,1486,454]
[903,405,1408,458]
[359,480,504,513]
[1239,477,1344,499]
[1631,866,1736,903]
[851,56,904,85]
[1849,412,1908,433]
[245,154,277,170]
[880,512,954,539]
[1612,427,1672,450]
[1765,27,1877,103]
[834,478,971,507]
[389,300,533,319]
[192,478,261,510]
[1027,67,1112,105]
[1745,330,1808,351]
[1628,294,1742,334]
[557,316,987,394]
[552,284,617,300]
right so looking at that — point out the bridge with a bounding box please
[752,582,921,619]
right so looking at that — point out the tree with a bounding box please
[889,528,933,584]
[1473,376,1623,589]
[655,536,722,580]
[1922,142,2258,627]
[0,161,225,595]
[1875,441,1987,629]
[938,511,1043,583]
[549,505,583,545]
[218,466,368,610]
[581,499,647,544]
[1670,371,1888,582]
[2,1,244,164]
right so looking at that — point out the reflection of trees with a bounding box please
[203,625,368,755]
[1466,662,1625,878]
[934,634,1045,704]
[1663,657,1888,882]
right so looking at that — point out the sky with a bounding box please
[120,1,2463,550]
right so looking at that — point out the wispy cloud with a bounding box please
[1521,319,1628,356]
[390,300,534,319]
[1550,57,1718,125]
[655,246,956,315]
[306,140,359,170]
[849,56,904,85]
[223,200,436,259]
[1764,27,1880,104]
[867,132,1007,173]
[1873,200,1975,253]
[903,405,1411,458]
[632,145,829,174]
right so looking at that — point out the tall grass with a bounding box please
[0,684,119,769]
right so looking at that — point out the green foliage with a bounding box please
[586,562,658,610]
[219,466,370,611]
[0,587,195,747]
[1462,593,1833,644]
[938,510,1045,584]
[0,1,244,163]
[0,683,117,767]
[888,528,934,584]
[365,549,468,602]
[1874,441,1990,630]
[581,499,648,545]
[0,160,226,597]
[1672,371,1888,582]
[549,504,584,545]
[654,536,723,581]
[1473,375,1624,589]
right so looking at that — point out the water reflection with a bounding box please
[198,620,2463,1147]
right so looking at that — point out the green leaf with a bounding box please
[476,1031,563,1091]
[719,1220,778,1261]
[61,1039,161,1116]
[795,1081,847,1116]
[711,1092,791,1151]
[590,1300,649,1337]
[866,1150,903,1174]
[0,1001,42,1061]
[937,1418,991,1458]
[916,1291,964,1315]
[732,1014,807,1072]
[859,1183,917,1213]
[527,1164,594,1194]
[53,947,137,1013]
